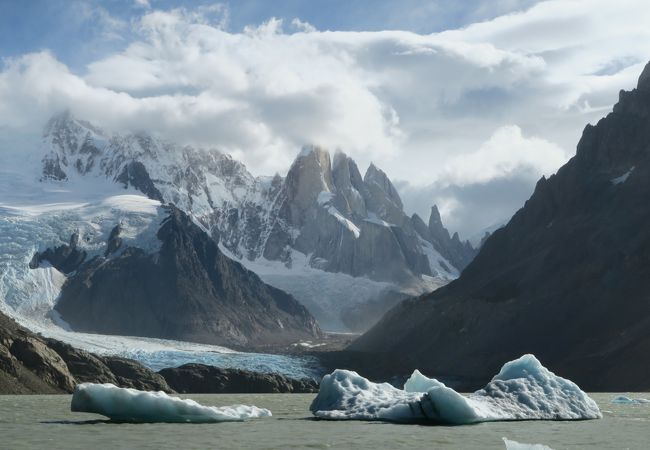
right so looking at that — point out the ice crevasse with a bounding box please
[71,383,272,423]
[310,354,602,424]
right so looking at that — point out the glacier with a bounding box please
[310,354,601,424]
[71,383,271,423]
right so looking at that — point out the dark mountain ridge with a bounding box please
[351,62,650,391]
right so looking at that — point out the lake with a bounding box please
[1,393,648,449]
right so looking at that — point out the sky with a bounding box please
[1,0,649,238]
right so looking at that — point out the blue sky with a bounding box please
[0,0,540,71]
[1,0,648,236]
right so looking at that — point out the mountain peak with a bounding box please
[363,162,403,210]
[429,205,442,225]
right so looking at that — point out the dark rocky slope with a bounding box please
[351,62,650,391]
[53,206,322,348]
[0,311,170,394]
[159,364,318,393]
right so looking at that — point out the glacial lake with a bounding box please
[1,393,648,449]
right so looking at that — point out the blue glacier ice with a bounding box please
[310,354,601,424]
[71,383,271,423]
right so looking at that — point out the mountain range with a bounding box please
[0,110,474,354]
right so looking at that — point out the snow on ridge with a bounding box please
[327,206,361,238]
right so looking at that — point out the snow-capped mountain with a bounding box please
[34,112,477,331]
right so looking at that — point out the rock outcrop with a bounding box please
[29,232,86,274]
[159,363,318,394]
[0,311,171,394]
[54,205,322,348]
[351,62,650,391]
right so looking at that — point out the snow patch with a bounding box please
[317,190,334,206]
[364,212,394,227]
[611,166,635,185]
[310,354,601,424]
[71,383,271,423]
[327,206,360,238]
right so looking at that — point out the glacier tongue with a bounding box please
[310,354,601,424]
[71,383,271,423]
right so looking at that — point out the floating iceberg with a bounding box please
[503,437,555,450]
[71,383,272,423]
[310,354,601,424]
[612,395,650,404]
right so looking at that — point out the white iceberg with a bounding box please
[612,395,650,404]
[310,354,601,424]
[71,383,272,423]
[503,437,555,450]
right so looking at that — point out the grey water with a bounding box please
[1,393,648,449]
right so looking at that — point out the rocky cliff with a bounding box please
[352,62,650,391]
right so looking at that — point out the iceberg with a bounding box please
[310,354,601,424]
[71,383,272,423]
[503,438,555,450]
[612,395,650,404]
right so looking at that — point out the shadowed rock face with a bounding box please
[352,62,650,391]
[54,205,322,348]
[115,161,163,202]
[159,363,318,394]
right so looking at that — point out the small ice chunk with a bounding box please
[503,437,555,450]
[310,354,601,424]
[71,383,272,423]
[612,395,650,404]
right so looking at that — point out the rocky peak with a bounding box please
[638,61,650,92]
[331,151,367,218]
[363,163,403,210]
[428,205,449,240]
[283,146,335,225]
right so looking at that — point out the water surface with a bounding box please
[1,393,648,449]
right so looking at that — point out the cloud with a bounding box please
[396,126,567,237]
[1,0,649,235]
[438,125,567,186]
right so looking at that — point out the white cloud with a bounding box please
[438,125,567,186]
[1,0,650,234]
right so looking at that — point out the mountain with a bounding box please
[351,62,650,391]
[33,113,476,331]
[43,205,321,348]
